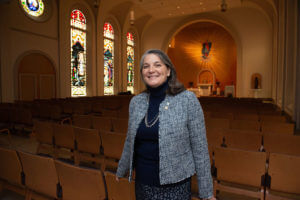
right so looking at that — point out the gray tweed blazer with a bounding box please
[116,90,213,198]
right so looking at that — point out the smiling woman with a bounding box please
[141,54,170,88]
[116,49,215,200]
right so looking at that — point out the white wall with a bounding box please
[0,0,58,102]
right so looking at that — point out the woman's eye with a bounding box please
[155,64,161,67]
[143,65,149,69]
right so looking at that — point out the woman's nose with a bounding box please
[148,65,155,72]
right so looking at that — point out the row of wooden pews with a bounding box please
[0,146,134,200]
[200,98,299,199]
[33,121,126,171]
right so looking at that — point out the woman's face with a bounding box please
[142,54,170,88]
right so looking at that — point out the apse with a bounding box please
[167,21,237,95]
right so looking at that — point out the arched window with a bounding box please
[127,32,134,94]
[20,0,45,17]
[70,9,87,97]
[103,23,114,95]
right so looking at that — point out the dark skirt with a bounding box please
[135,178,191,200]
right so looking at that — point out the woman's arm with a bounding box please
[186,92,214,199]
[116,99,134,178]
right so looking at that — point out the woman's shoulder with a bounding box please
[172,89,197,100]
[129,92,147,105]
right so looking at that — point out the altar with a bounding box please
[198,83,212,96]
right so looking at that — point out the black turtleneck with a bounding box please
[134,81,168,186]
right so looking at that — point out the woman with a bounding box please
[116,49,215,200]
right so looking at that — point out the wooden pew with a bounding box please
[206,127,224,147]
[55,160,107,200]
[0,147,25,196]
[72,114,92,129]
[230,120,261,131]
[73,127,103,166]
[205,118,230,130]
[213,147,266,200]
[92,116,113,132]
[265,153,300,199]
[18,151,60,200]
[53,124,75,159]
[111,118,128,133]
[105,171,135,200]
[100,131,126,171]
[263,133,300,156]
[261,122,294,135]
[33,120,54,156]
[223,129,263,151]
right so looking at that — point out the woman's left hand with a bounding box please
[203,197,216,200]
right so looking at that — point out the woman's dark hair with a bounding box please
[140,49,185,95]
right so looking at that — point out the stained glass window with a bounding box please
[103,23,114,95]
[20,0,44,17]
[71,10,87,97]
[127,32,134,94]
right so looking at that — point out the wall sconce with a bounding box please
[220,0,227,12]
[130,10,135,25]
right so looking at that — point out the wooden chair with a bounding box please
[206,128,224,147]
[233,113,259,121]
[265,153,300,199]
[53,124,75,159]
[18,151,60,200]
[223,129,263,151]
[261,122,294,135]
[73,127,103,166]
[210,112,234,120]
[100,131,126,171]
[33,120,54,156]
[263,133,300,156]
[0,147,25,196]
[105,171,135,200]
[260,114,286,123]
[72,114,92,129]
[92,116,113,132]
[213,147,266,200]
[230,120,261,131]
[205,118,230,130]
[111,118,128,133]
[55,160,107,200]
[0,128,12,147]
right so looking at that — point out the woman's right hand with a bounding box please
[116,176,120,182]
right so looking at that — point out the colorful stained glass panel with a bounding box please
[71,10,86,30]
[127,45,134,94]
[104,23,114,40]
[20,0,44,17]
[104,38,114,95]
[71,9,87,97]
[127,32,134,46]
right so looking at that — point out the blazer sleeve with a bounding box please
[116,98,134,178]
[187,92,213,199]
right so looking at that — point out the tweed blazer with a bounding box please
[116,90,213,198]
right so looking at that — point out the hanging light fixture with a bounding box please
[130,10,135,25]
[220,0,227,12]
[94,0,100,8]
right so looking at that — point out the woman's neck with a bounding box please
[147,81,168,97]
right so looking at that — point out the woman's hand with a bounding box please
[115,176,120,182]
[202,197,216,200]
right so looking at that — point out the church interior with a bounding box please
[0,0,300,199]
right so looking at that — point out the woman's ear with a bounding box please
[167,68,171,77]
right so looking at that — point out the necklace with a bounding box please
[144,94,159,128]
[145,111,159,127]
